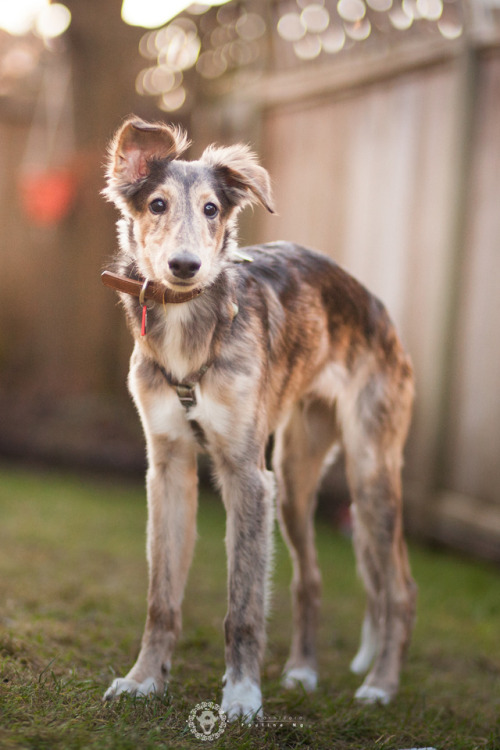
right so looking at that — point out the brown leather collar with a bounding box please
[101,270,203,304]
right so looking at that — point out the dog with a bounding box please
[101,116,417,720]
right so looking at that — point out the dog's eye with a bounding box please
[204,202,219,218]
[149,198,167,215]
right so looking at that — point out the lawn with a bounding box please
[0,466,499,749]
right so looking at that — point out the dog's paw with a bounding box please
[103,676,161,701]
[354,684,391,705]
[350,648,375,675]
[350,615,378,675]
[281,666,318,692]
[221,675,263,723]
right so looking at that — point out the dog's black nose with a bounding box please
[168,253,201,280]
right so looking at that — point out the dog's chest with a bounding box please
[188,391,232,439]
[143,385,239,451]
[145,306,210,384]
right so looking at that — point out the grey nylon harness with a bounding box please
[156,363,210,448]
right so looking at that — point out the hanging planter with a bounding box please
[19,166,77,226]
[18,60,78,227]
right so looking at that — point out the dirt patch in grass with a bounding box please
[0,467,499,749]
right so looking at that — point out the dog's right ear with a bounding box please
[104,116,190,202]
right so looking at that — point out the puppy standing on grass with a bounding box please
[101,116,417,720]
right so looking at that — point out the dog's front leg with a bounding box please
[104,433,198,700]
[218,465,275,722]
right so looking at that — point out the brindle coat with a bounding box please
[102,116,417,719]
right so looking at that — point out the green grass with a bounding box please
[0,466,499,749]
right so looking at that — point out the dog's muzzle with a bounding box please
[168,252,201,280]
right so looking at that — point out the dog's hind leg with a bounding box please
[273,399,339,693]
[342,368,417,704]
[346,460,416,704]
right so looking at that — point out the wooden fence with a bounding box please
[205,37,500,558]
[1,22,499,558]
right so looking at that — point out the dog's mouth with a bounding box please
[162,276,201,292]
[135,266,199,293]
[166,279,195,288]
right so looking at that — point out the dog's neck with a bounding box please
[111,262,238,384]
[101,269,204,306]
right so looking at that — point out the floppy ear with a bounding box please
[104,116,190,200]
[201,143,275,214]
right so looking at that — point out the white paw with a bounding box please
[350,615,378,675]
[350,648,375,675]
[103,676,160,701]
[221,675,263,723]
[282,666,318,692]
[354,684,391,705]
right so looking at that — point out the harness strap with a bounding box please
[156,363,209,448]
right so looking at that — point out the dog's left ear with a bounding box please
[201,143,275,214]
[105,116,190,201]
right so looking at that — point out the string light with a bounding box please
[133,0,471,112]
[277,13,306,42]
[122,0,232,29]
[301,4,330,33]
[0,0,71,38]
[337,0,367,23]
[417,0,443,21]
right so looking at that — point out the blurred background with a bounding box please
[0,0,499,560]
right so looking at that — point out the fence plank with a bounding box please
[259,61,463,493]
[445,52,500,506]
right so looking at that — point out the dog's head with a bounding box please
[104,116,274,291]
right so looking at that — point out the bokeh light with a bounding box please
[337,0,366,23]
[131,0,472,113]
[35,4,71,39]
[0,0,71,38]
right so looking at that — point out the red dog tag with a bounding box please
[139,279,150,337]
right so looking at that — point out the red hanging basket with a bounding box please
[19,167,78,227]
